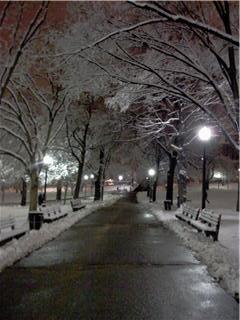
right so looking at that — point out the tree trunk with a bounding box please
[177,172,187,207]
[1,183,5,204]
[205,180,209,190]
[94,179,101,201]
[101,169,106,201]
[29,168,39,211]
[152,146,161,202]
[94,148,104,201]
[64,183,68,205]
[73,162,84,199]
[166,152,177,204]
[20,177,27,206]
[56,180,62,201]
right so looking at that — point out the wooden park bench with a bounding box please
[175,204,199,224]
[40,206,68,222]
[190,209,221,241]
[0,216,29,243]
[0,216,15,232]
[70,198,86,212]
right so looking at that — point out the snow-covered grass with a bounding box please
[137,189,239,298]
[0,194,120,273]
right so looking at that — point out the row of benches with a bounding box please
[0,198,86,244]
[175,204,221,241]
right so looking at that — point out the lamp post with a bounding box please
[43,155,53,203]
[90,174,94,196]
[148,168,156,202]
[118,175,123,191]
[198,126,212,209]
[84,175,89,198]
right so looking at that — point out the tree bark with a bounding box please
[73,162,84,199]
[94,148,104,201]
[56,179,62,201]
[20,177,27,206]
[177,172,187,207]
[152,146,161,202]
[152,180,157,202]
[1,183,5,204]
[166,152,177,204]
[64,183,68,204]
[29,167,39,211]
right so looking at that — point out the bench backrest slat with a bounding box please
[0,217,15,229]
[199,209,221,228]
[182,204,199,220]
[71,199,82,208]
[40,206,63,218]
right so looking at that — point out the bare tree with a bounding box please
[0,1,48,102]
[62,1,238,150]
[0,75,68,210]
[65,92,94,199]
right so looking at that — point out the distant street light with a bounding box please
[43,155,54,203]
[148,168,156,202]
[118,175,123,191]
[213,172,222,179]
[214,172,222,189]
[198,126,212,209]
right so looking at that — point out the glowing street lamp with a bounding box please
[214,172,222,189]
[198,126,212,209]
[118,175,123,191]
[213,172,222,179]
[84,175,89,198]
[148,168,156,177]
[43,155,54,203]
[148,168,156,202]
[198,126,212,141]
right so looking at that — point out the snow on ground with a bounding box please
[137,186,239,297]
[0,194,120,273]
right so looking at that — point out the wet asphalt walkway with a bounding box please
[0,195,238,320]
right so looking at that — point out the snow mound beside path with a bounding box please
[147,205,239,298]
[0,195,120,273]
